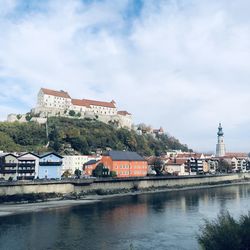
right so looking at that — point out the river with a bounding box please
[0,183,250,250]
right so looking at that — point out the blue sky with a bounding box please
[0,0,250,152]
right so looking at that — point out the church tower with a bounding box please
[216,123,226,157]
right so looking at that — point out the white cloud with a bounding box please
[0,0,250,152]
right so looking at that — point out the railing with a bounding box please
[18,163,35,168]
[39,161,62,166]
[17,176,35,180]
[3,163,17,167]
[0,169,16,174]
[18,169,35,173]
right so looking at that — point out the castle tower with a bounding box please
[216,123,226,157]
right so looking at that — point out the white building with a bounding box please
[18,152,40,179]
[164,159,188,175]
[62,155,101,175]
[33,88,72,117]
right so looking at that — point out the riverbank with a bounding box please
[1,179,250,217]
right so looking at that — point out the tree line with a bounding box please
[0,117,190,156]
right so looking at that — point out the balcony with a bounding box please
[18,168,35,173]
[1,169,16,174]
[18,163,35,168]
[3,163,17,167]
[17,176,35,180]
[39,161,62,166]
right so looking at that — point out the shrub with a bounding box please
[198,211,250,250]
[69,110,76,116]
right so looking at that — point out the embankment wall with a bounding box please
[0,173,249,196]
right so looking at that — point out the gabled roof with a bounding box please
[0,153,17,158]
[39,152,63,159]
[41,88,71,99]
[105,151,145,161]
[18,152,40,158]
[71,98,116,108]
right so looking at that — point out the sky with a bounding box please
[0,0,250,153]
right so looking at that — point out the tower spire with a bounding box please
[216,123,225,157]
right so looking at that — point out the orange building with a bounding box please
[101,151,148,178]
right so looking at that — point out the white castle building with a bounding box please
[8,88,133,129]
[216,123,226,157]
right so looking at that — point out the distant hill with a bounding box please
[0,117,190,156]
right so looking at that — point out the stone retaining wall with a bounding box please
[0,173,249,196]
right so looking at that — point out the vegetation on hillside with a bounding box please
[0,117,190,156]
[198,211,250,250]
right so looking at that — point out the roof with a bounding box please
[84,159,99,166]
[41,88,71,99]
[18,156,36,161]
[19,152,40,158]
[39,152,63,159]
[71,98,116,108]
[0,153,17,158]
[225,152,248,158]
[105,151,145,161]
[166,159,187,165]
[118,111,131,116]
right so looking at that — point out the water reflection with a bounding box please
[0,184,250,250]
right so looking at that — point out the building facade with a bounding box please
[101,151,148,178]
[0,153,18,180]
[17,155,36,180]
[38,152,63,179]
[62,155,100,175]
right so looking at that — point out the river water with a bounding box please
[0,183,250,250]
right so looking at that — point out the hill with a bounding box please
[0,117,190,156]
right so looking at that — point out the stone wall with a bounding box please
[0,173,249,197]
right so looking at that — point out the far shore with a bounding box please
[0,180,250,217]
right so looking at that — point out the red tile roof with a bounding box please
[71,99,89,107]
[72,98,116,108]
[118,111,131,116]
[225,152,248,158]
[167,159,187,165]
[41,88,71,99]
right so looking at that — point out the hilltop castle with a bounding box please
[7,88,132,129]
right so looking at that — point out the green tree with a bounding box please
[198,211,250,250]
[62,170,71,178]
[218,159,232,173]
[110,171,117,177]
[74,169,82,178]
[152,158,165,175]
[93,163,110,177]
[69,110,76,116]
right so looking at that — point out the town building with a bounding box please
[216,123,226,157]
[38,152,63,179]
[17,154,36,180]
[164,158,188,176]
[83,159,101,176]
[62,155,100,175]
[101,151,148,178]
[186,158,204,175]
[0,153,18,180]
[18,152,40,179]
